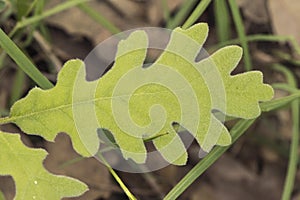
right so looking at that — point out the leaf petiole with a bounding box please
[97,153,137,200]
[0,117,12,125]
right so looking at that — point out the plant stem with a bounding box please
[272,83,299,93]
[162,0,170,22]
[98,153,137,200]
[166,0,198,29]
[260,92,300,112]
[9,0,91,37]
[214,0,230,43]
[283,109,299,200]
[0,117,12,125]
[0,28,53,89]
[22,0,39,18]
[272,65,299,200]
[78,3,121,34]
[164,119,256,200]
[182,0,212,29]
[164,93,300,199]
[228,0,251,71]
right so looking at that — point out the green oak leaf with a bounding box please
[0,23,274,165]
[0,131,88,199]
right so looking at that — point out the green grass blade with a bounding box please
[10,0,91,37]
[163,118,256,200]
[210,34,300,55]
[260,92,300,112]
[274,51,300,66]
[272,83,299,93]
[164,92,300,199]
[214,0,230,43]
[0,28,53,89]
[166,0,198,29]
[16,0,38,19]
[162,0,170,22]
[78,3,121,34]
[272,65,299,200]
[273,64,297,86]
[228,0,251,71]
[182,0,212,29]
[288,36,300,55]
[245,35,300,52]
[282,100,299,200]
[22,0,46,46]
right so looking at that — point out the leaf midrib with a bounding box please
[7,85,197,123]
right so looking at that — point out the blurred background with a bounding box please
[0,0,300,199]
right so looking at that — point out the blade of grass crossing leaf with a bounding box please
[164,93,300,200]
[182,0,212,29]
[9,68,26,107]
[164,119,256,200]
[77,3,121,34]
[9,0,91,37]
[59,157,85,169]
[228,0,251,71]
[260,92,300,112]
[166,0,198,29]
[214,0,230,43]
[272,65,299,200]
[0,28,53,89]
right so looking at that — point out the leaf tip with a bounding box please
[174,23,209,45]
[117,30,148,56]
